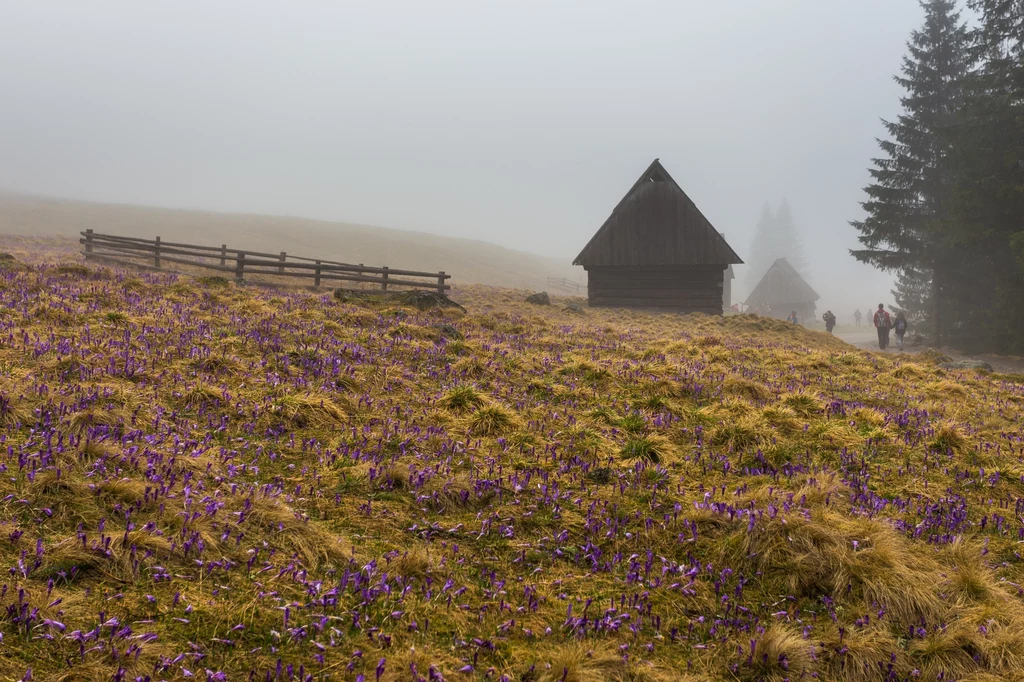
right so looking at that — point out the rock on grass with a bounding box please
[333,288,466,311]
[939,359,993,371]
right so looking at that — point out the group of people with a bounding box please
[781,309,840,333]
[871,304,908,349]
[847,307,905,333]
[801,305,908,350]
[783,309,839,335]
[769,306,909,350]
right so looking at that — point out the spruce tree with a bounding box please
[946,0,1024,351]
[850,0,973,345]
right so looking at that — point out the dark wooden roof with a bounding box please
[745,258,819,305]
[573,159,743,267]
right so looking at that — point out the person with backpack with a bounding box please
[787,310,798,325]
[873,304,891,349]
[894,311,908,349]
[854,309,862,327]
[822,310,836,334]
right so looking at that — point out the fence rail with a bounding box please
[80,230,450,293]
[546,276,581,294]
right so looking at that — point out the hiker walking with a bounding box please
[822,310,836,334]
[787,310,798,325]
[894,311,908,349]
[873,304,892,350]
[854,309,862,327]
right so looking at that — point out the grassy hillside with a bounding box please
[1,252,1024,681]
[0,191,583,290]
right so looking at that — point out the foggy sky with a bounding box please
[0,1,927,316]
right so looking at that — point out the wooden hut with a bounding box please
[572,159,743,314]
[745,257,819,322]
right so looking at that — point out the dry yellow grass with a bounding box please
[0,256,1021,681]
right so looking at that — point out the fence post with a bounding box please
[437,271,446,294]
[381,266,389,291]
[359,264,364,290]
[220,244,227,267]
[235,252,246,282]
[154,236,161,268]
[314,260,321,288]
[84,229,94,255]
[278,251,286,274]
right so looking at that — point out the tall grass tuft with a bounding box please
[440,385,483,413]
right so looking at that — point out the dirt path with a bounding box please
[835,327,1024,375]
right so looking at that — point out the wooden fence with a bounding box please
[546,276,581,294]
[80,230,450,293]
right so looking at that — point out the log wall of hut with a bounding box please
[584,265,725,314]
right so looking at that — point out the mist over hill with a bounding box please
[0,190,583,291]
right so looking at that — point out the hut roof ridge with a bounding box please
[572,159,743,267]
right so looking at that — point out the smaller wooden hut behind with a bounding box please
[745,257,819,322]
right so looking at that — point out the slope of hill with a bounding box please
[2,250,1024,680]
[0,190,583,290]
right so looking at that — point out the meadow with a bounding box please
[1,253,1024,682]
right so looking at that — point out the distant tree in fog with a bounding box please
[744,199,809,295]
[774,200,809,276]
[744,203,775,293]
